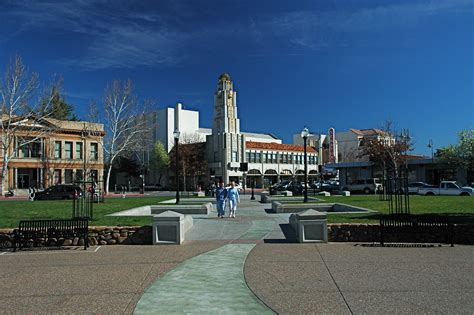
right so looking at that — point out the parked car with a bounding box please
[270,180,302,195]
[405,182,432,194]
[34,184,82,200]
[341,178,382,194]
[418,181,474,196]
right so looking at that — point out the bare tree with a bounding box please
[359,121,412,178]
[0,56,56,194]
[99,80,150,194]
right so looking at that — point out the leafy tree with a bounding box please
[437,129,474,184]
[149,140,169,186]
[39,82,78,121]
[169,133,207,190]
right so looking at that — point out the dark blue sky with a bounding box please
[1,0,473,155]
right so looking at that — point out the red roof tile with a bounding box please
[246,141,316,153]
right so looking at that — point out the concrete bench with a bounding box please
[152,211,194,245]
[282,190,293,196]
[317,191,331,197]
[260,191,270,203]
[150,202,213,215]
[193,191,205,197]
[342,191,350,196]
[289,209,328,243]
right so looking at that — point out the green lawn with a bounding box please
[0,197,171,228]
[319,195,474,224]
[0,195,473,228]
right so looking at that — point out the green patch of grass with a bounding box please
[320,195,474,224]
[0,197,172,228]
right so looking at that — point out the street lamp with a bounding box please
[173,129,181,204]
[301,127,309,203]
[427,139,434,163]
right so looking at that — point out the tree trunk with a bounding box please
[105,164,113,195]
[0,160,9,196]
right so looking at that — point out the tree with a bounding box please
[359,122,412,178]
[97,79,150,194]
[39,80,78,121]
[437,129,474,184]
[0,56,56,194]
[149,140,169,186]
[169,132,207,191]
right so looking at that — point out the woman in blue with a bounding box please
[215,181,227,218]
[227,181,240,218]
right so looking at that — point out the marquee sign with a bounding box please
[328,127,336,163]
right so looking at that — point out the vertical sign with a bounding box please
[328,127,335,163]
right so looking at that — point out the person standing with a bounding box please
[227,181,240,218]
[215,181,227,218]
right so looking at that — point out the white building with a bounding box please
[336,128,393,163]
[206,73,318,187]
[138,73,319,189]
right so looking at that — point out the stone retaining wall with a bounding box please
[328,224,474,245]
[1,224,473,247]
[0,226,152,248]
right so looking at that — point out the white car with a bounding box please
[418,181,473,196]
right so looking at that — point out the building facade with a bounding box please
[0,116,105,195]
[206,73,319,188]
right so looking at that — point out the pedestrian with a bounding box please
[215,181,227,218]
[227,181,240,218]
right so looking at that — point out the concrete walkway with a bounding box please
[1,196,473,314]
[134,244,273,314]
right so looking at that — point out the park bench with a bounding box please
[13,219,89,251]
[379,214,454,247]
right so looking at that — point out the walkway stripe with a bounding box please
[134,244,274,314]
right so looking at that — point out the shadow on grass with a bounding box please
[263,223,297,243]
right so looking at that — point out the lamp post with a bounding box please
[427,139,434,163]
[301,127,309,203]
[251,177,255,200]
[173,129,181,204]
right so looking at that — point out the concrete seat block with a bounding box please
[318,191,331,197]
[260,191,270,203]
[152,211,193,245]
[289,209,328,243]
[293,209,327,220]
[342,191,350,196]
[282,190,293,196]
[193,191,205,197]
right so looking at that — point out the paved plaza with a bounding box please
[1,196,473,314]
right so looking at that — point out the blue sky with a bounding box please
[1,0,473,156]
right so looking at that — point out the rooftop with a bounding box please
[246,141,316,153]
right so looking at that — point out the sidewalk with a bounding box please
[1,196,473,314]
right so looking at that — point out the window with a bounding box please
[90,170,98,181]
[246,152,250,162]
[263,152,268,163]
[54,141,61,159]
[65,169,73,184]
[65,142,73,159]
[90,143,98,160]
[76,142,83,159]
[75,169,83,181]
[272,153,277,163]
[31,142,40,158]
[256,152,261,163]
[251,152,256,163]
[54,169,61,184]
[214,151,218,162]
[231,151,237,162]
